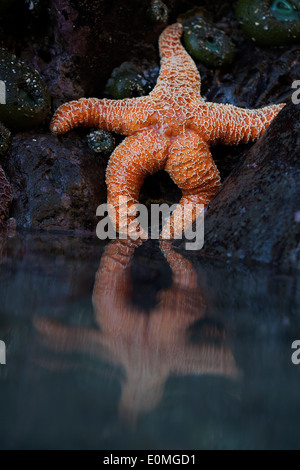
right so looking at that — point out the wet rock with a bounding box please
[68,0,161,97]
[3,132,107,232]
[20,0,162,108]
[203,44,300,109]
[30,0,89,109]
[191,102,300,271]
[0,165,12,231]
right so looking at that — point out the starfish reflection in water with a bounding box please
[34,239,240,424]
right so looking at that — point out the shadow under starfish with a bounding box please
[34,238,240,425]
[50,23,285,239]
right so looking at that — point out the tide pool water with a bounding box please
[0,231,299,450]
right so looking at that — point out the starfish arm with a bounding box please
[159,240,197,289]
[153,279,205,335]
[172,344,240,378]
[150,23,201,101]
[106,128,170,238]
[0,166,12,230]
[34,316,122,368]
[93,238,143,327]
[156,241,203,328]
[161,131,221,239]
[97,238,141,274]
[191,102,285,145]
[50,96,157,135]
[33,318,102,354]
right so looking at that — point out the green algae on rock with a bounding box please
[179,11,235,68]
[236,0,300,45]
[0,49,50,131]
[105,62,154,100]
[146,0,168,24]
[87,129,116,156]
[0,122,11,157]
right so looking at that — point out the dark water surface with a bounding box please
[0,231,299,450]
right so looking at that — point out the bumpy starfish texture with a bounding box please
[50,23,285,239]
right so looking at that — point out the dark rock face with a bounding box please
[196,102,300,270]
[0,165,12,230]
[3,133,107,232]
[30,0,89,109]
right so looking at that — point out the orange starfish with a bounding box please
[50,23,285,239]
[34,239,240,424]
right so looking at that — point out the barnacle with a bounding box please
[146,0,168,24]
[87,129,116,156]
